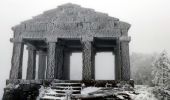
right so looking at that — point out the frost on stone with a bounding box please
[79,85,159,100]
[6,83,19,89]
[37,85,66,100]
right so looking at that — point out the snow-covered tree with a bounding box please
[152,51,170,87]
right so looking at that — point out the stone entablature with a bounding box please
[12,3,130,42]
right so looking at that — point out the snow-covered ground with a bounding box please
[80,85,159,100]
[131,85,158,100]
[37,85,162,100]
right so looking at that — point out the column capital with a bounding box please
[81,36,94,42]
[10,38,23,43]
[46,37,58,43]
[119,36,131,42]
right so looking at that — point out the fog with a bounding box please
[0,0,170,98]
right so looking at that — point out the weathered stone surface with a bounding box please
[82,41,95,80]
[10,42,24,79]
[3,83,40,100]
[8,4,132,82]
[114,40,121,80]
[5,3,133,100]
[63,51,71,80]
[46,42,56,79]
[26,46,36,80]
[55,44,64,79]
[38,51,47,79]
[120,41,130,81]
[12,3,131,41]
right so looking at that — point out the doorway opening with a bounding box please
[70,52,82,80]
[95,52,115,80]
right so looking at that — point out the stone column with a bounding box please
[46,42,56,79]
[55,44,64,79]
[38,50,47,79]
[10,42,24,79]
[120,36,131,81]
[82,41,95,80]
[63,50,71,80]
[26,46,36,80]
[114,39,121,80]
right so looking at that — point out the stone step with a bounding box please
[45,92,80,96]
[51,86,81,90]
[52,83,81,87]
[45,92,65,97]
[40,95,65,100]
[40,81,82,100]
[53,89,81,94]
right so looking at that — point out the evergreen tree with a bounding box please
[152,51,170,87]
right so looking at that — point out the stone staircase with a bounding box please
[40,81,82,100]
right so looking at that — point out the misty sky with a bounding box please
[0,0,170,98]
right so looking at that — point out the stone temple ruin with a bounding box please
[3,3,133,100]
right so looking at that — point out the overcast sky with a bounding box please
[0,0,170,98]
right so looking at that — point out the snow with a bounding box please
[37,85,161,100]
[130,85,158,100]
[81,87,101,95]
[80,85,159,100]
[41,96,66,100]
[152,51,170,87]
[37,86,66,100]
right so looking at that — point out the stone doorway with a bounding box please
[70,52,82,80]
[95,52,115,80]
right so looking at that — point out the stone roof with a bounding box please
[12,3,130,40]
